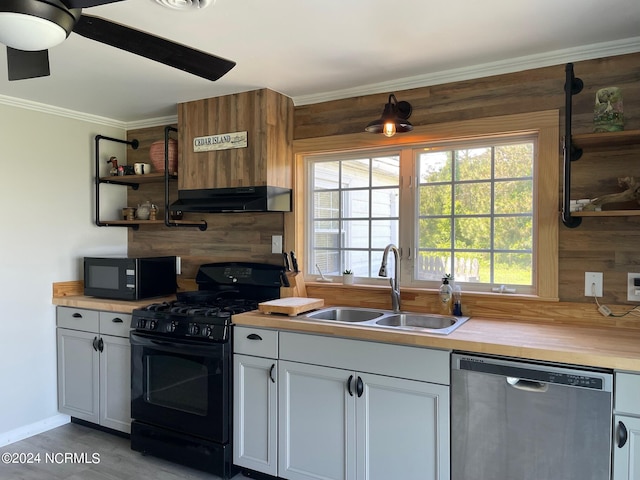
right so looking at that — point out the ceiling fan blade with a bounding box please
[63,0,124,8]
[73,14,236,81]
[7,47,50,81]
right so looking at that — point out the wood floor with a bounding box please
[0,422,245,480]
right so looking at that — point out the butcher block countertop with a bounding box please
[233,310,640,372]
[52,281,640,372]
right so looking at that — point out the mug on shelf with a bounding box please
[134,162,151,175]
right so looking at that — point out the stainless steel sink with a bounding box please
[299,307,470,334]
[375,313,469,335]
[304,307,385,322]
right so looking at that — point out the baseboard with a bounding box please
[0,414,70,447]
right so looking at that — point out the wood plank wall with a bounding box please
[294,53,640,305]
[125,125,286,278]
[124,53,640,307]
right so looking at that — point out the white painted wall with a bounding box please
[0,102,128,444]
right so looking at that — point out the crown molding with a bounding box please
[291,37,640,106]
[1,37,638,124]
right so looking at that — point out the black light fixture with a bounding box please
[365,93,413,137]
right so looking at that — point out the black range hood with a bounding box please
[170,186,292,213]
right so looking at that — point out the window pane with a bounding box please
[495,180,532,214]
[418,218,451,249]
[313,161,340,189]
[495,143,533,179]
[419,151,452,182]
[314,250,340,276]
[455,148,491,181]
[494,253,532,285]
[372,156,400,187]
[372,220,399,248]
[454,217,491,250]
[342,190,369,218]
[343,220,369,249]
[313,220,340,248]
[416,252,450,281]
[314,191,339,218]
[342,159,370,188]
[494,217,532,250]
[372,188,399,217]
[345,250,370,277]
[419,185,452,215]
[454,182,491,215]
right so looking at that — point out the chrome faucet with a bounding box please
[378,244,401,313]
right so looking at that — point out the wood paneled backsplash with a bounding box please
[125,125,286,277]
[293,53,640,305]
[125,53,640,305]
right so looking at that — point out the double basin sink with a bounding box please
[298,307,470,335]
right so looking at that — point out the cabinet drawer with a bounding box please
[615,372,640,415]
[280,331,450,385]
[234,327,278,358]
[99,312,132,338]
[57,307,99,332]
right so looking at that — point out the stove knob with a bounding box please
[138,319,146,329]
[167,321,177,333]
[202,325,212,337]
[148,320,157,330]
[189,323,200,336]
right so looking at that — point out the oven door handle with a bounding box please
[130,332,225,356]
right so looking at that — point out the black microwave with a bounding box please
[84,256,177,300]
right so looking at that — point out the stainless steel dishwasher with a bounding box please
[451,353,613,480]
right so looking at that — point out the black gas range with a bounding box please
[129,262,284,478]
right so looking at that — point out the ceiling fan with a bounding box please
[0,0,236,81]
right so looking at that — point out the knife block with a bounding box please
[280,272,307,298]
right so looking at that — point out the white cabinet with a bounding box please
[233,327,278,476]
[278,332,450,480]
[56,307,131,434]
[613,372,640,480]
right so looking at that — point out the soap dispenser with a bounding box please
[439,275,453,315]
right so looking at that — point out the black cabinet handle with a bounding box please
[98,337,104,352]
[72,313,83,318]
[247,333,263,341]
[617,421,628,448]
[92,336,99,351]
[356,376,364,397]
[269,364,276,383]
[112,317,124,323]
[347,375,354,396]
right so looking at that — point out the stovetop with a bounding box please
[131,261,285,343]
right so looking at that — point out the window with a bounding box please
[308,153,400,276]
[415,138,535,292]
[295,111,559,298]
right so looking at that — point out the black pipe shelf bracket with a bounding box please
[562,62,584,228]
[95,134,141,230]
[162,125,208,231]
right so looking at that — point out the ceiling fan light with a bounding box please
[0,12,67,50]
[154,0,214,10]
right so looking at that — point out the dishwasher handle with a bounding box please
[507,377,549,393]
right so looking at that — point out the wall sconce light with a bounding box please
[364,93,413,137]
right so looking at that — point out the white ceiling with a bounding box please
[0,0,639,125]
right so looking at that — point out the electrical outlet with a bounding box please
[271,235,283,254]
[627,273,640,302]
[176,256,181,275]
[584,272,603,297]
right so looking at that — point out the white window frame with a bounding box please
[291,110,559,299]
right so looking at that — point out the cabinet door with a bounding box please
[356,373,450,480]
[279,361,356,480]
[233,354,278,476]
[57,328,100,423]
[613,416,640,480]
[99,335,131,433]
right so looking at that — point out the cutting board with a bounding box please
[258,297,324,316]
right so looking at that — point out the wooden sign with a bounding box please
[193,131,248,152]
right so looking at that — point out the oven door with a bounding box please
[130,331,231,443]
